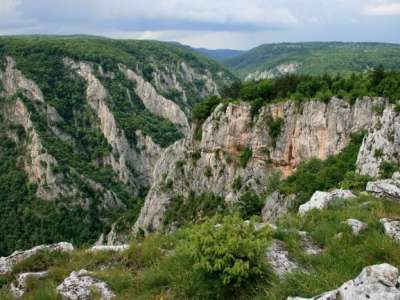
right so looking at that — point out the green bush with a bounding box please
[339,171,372,191]
[236,147,253,168]
[267,117,284,147]
[179,214,272,296]
[379,161,399,179]
[236,191,264,219]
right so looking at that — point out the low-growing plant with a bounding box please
[236,147,252,168]
[379,161,399,179]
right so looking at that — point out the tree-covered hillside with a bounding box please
[224,42,400,79]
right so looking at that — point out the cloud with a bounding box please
[362,1,400,16]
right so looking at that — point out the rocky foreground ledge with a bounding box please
[288,263,400,300]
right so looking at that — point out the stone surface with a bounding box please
[298,231,323,255]
[366,174,400,200]
[266,240,298,277]
[380,218,400,242]
[57,269,115,300]
[135,98,381,233]
[262,192,296,222]
[357,103,400,177]
[0,242,74,275]
[89,245,130,252]
[287,263,400,300]
[10,271,49,298]
[344,219,367,235]
[245,63,299,81]
[299,190,356,216]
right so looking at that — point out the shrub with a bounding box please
[236,147,252,168]
[232,176,243,191]
[236,191,264,219]
[178,214,272,297]
[379,161,399,179]
[267,117,284,147]
[339,171,372,191]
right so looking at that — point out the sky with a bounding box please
[0,0,399,49]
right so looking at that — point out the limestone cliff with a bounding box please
[134,97,394,232]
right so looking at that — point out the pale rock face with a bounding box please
[380,218,400,242]
[2,56,44,102]
[266,240,298,277]
[10,271,49,298]
[245,63,299,81]
[357,103,400,177]
[95,222,130,246]
[0,242,74,275]
[287,263,400,300]
[262,192,296,222]
[299,190,356,216]
[89,245,129,252]
[119,64,189,131]
[57,269,115,300]
[366,174,400,200]
[135,98,382,232]
[344,219,367,235]
[64,58,161,189]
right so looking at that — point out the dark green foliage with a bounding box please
[192,96,222,124]
[232,176,243,191]
[236,191,264,219]
[236,147,252,168]
[267,117,284,147]
[379,161,399,179]
[278,132,365,210]
[163,193,226,227]
[339,171,372,191]
[225,42,400,79]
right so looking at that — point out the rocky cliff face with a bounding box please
[134,97,396,232]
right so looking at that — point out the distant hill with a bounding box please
[223,42,400,79]
[192,48,245,62]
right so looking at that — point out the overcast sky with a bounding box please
[0,0,399,49]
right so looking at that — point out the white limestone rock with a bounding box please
[357,103,400,177]
[89,245,129,252]
[344,219,367,235]
[380,218,400,242]
[0,242,74,275]
[299,190,356,216]
[287,263,400,300]
[266,240,298,277]
[10,271,49,298]
[366,174,400,200]
[262,192,296,222]
[57,269,115,300]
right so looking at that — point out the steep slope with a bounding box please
[224,42,400,79]
[0,36,234,255]
[134,96,400,232]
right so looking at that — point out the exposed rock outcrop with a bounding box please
[366,173,400,200]
[119,65,189,131]
[298,231,323,255]
[10,271,49,298]
[135,97,383,232]
[57,269,115,300]
[89,245,129,252]
[357,103,400,177]
[262,192,296,222]
[64,58,162,189]
[245,63,299,81]
[380,218,400,242]
[287,263,400,300]
[343,219,366,235]
[266,240,298,277]
[298,190,355,216]
[0,242,73,275]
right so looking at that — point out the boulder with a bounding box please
[287,263,400,300]
[343,219,366,235]
[10,271,49,298]
[262,192,296,222]
[366,173,400,200]
[299,190,355,216]
[57,269,115,300]
[89,245,130,252]
[266,240,298,277]
[380,218,400,242]
[0,242,74,275]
